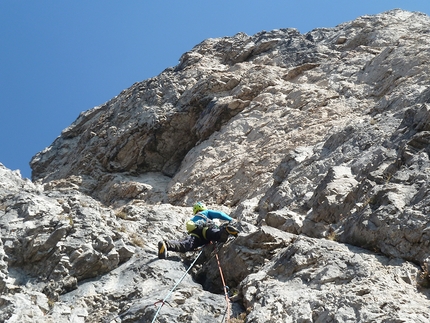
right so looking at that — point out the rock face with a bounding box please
[1,8,430,322]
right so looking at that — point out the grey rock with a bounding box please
[2,8,430,322]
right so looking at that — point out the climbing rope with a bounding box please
[151,247,205,323]
[213,242,231,323]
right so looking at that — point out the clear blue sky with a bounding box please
[1,1,429,179]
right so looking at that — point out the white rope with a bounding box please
[151,248,205,323]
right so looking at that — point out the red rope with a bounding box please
[214,248,231,323]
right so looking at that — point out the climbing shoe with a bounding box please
[225,224,240,237]
[158,241,167,259]
[219,223,240,242]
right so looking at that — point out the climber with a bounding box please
[158,202,239,259]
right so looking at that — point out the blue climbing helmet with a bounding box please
[193,202,207,214]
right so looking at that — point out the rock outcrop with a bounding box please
[1,8,430,322]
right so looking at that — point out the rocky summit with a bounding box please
[2,8,430,322]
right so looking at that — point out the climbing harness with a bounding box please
[213,242,231,323]
[151,247,205,323]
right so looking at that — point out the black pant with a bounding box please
[166,226,224,253]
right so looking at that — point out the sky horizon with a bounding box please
[2,1,430,179]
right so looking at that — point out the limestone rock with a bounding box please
[240,229,430,323]
[1,8,430,323]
